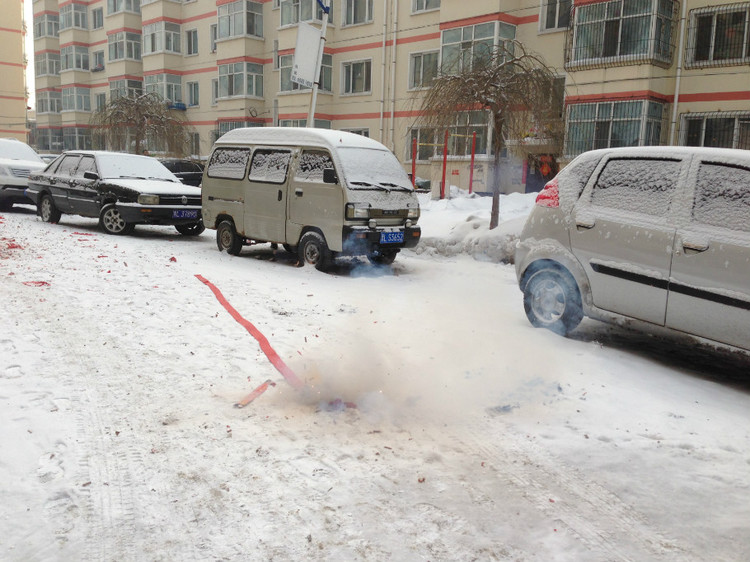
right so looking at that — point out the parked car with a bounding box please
[26,151,204,236]
[0,138,47,211]
[516,146,750,352]
[39,154,60,164]
[159,158,205,187]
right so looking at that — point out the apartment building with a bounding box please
[1,0,30,141]
[31,0,750,193]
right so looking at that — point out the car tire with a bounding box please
[39,194,61,223]
[298,231,332,271]
[216,220,243,255]
[523,266,583,335]
[368,249,398,265]
[175,221,205,236]
[99,205,134,235]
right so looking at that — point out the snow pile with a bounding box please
[412,187,536,263]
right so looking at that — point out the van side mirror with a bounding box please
[83,171,99,180]
[323,168,338,184]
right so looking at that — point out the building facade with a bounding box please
[1,0,30,141]
[31,0,750,193]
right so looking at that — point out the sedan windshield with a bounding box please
[96,153,178,181]
[336,147,412,191]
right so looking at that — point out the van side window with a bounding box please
[295,150,335,182]
[694,162,750,232]
[591,158,680,216]
[207,148,250,180]
[248,149,292,184]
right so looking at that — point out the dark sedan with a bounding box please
[26,151,204,236]
[159,158,205,187]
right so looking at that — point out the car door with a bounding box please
[48,154,81,213]
[569,156,686,325]
[244,147,292,243]
[67,155,99,217]
[665,158,750,350]
[288,148,342,242]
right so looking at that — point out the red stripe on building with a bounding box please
[441,12,538,30]
[676,91,750,103]
[217,55,270,65]
[566,90,673,104]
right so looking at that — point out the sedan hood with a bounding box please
[103,178,202,196]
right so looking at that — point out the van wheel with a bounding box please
[298,232,332,271]
[175,221,205,236]
[368,249,398,265]
[100,205,134,235]
[40,194,61,223]
[523,266,583,335]
[216,220,243,255]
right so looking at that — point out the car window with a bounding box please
[207,148,250,180]
[55,155,81,177]
[75,156,97,177]
[562,152,603,199]
[294,150,334,182]
[248,149,292,184]
[693,162,750,233]
[590,158,680,216]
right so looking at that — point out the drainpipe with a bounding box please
[389,0,399,151]
[669,0,688,145]
[379,1,389,144]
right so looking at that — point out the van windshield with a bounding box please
[337,147,412,191]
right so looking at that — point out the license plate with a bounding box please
[172,209,198,219]
[379,231,404,244]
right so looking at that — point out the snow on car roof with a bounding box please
[214,127,388,152]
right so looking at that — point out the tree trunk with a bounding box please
[489,114,505,230]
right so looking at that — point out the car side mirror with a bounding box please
[83,171,99,180]
[323,168,338,184]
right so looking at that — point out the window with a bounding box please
[342,60,371,94]
[107,0,139,15]
[570,0,674,65]
[248,149,292,184]
[409,111,489,160]
[60,46,90,71]
[62,87,91,112]
[344,0,372,25]
[591,158,679,216]
[689,5,750,65]
[409,51,438,89]
[35,53,60,77]
[143,22,181,55]
[683,113,750,150]
[108,32,141,61]
[280,0,332,25]
[279,119,331,128]
[60,4,87,30]
[218,0,263,39]
[341,128,369,137]
[37,128,64,152]
[92,50,105,71]
[211,79,219,104]
[186,29,198,55]
[694,163,750,232]
[295,150,335,182]
[566,100,664,156]
[95,92,107,111]
[187,81,199,106]
[218,120,262,135]
[63,128,92,151]
[36,90,62,114]
[92,8,103,29]
[110,79,143,99]
[207,147,250,179]
[145,74,183,103]
[441,22,516,74]
[541,0,571,31]
[34,14,59,38]
[218,62,263,98]
[190,133,201,156]
[280,53,331,92]
[210,24,218,52]
[413,0,439,13]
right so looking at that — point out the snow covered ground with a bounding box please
[1,191,749,561]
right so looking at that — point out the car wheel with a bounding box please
[175,221,205,236]
[39,194,61,223]
[298,231,332,271]
[368,249,398,265]
[216,220,243,255]
[99,205,134,235]
[523,266,583,335]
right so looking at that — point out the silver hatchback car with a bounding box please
[516,146,750,352]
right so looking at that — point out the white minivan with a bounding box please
[201,127,421,270]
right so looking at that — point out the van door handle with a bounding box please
[295,188,303,197]
[277,189,283,201]
[575,219,595,230]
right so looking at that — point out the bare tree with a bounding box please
[90,92,194,156]
[418,40,564,228]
